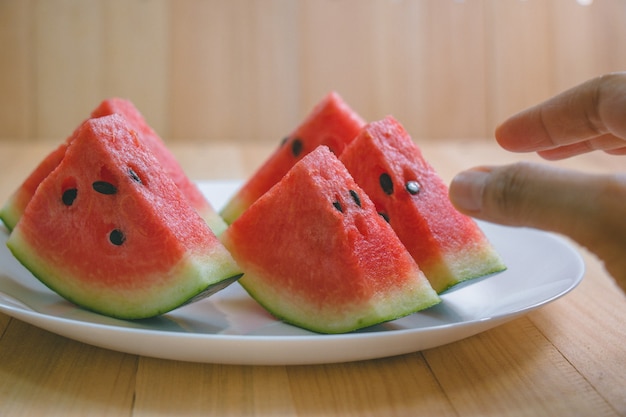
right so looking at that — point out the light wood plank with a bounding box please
[0,0,34,140]
[168,0,245,140]
[529,251,626,415]
[236,0,301,143]
[551,0,606,90]
[134,359,297,416]
[168,0,300,142]
[424,316,619,417]
[0,320,136,417]
[287,354,457,416]
[0,313,9,336]
[485,0,556,129]
[292,0,486,140]
[297,1,381,122]
[33,0,104,140]
[551,0,626,92]
[372,0,488,139]
[2,1,626,142]
[100,0,170,139]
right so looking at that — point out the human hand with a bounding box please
[449,73,626,291]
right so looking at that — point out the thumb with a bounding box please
[449,162,626,284]
[449,162,597,232]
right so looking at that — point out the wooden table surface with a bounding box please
[0,138,624,417]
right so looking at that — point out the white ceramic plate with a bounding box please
[0,180,584,365]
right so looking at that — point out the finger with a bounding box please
[450,163,626,287]
[537,133,626,160]
[448,162,622,246]
[495,72,626,153]
[605,146,626,156]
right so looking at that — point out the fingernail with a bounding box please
[449,168,491,212]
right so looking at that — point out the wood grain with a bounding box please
[0,139,624,416]
[2,0,626,142]
[0,320,136,416]
[0,0,34,140]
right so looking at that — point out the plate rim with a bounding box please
[0,180,585,364]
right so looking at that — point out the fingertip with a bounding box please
[493,120,510,148]
[449,168,492,213]
[494,106,556,153]
[606,147,626,155]
[494,115,530,152]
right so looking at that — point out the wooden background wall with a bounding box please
[1,0,626,143]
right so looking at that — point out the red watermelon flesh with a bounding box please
[91,98,227,235]
[340,116,506,293]
[220,91,365,224]
[0,98,227,236]
[6,114,242,319]
[220,146,440,334]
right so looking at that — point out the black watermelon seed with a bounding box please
[62,188,78,206]
[406,180,420,195]
[349,189,361,207]
[109,229,126,246]
[379,212,390,223]
[379,173,394,195]
[291,139,303,157]
[128,168,142,184]
[93,181,117,195]
[332,201,343,213]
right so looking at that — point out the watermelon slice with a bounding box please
[6,114,242,319]
[91,98,227,235]
[220,91,365,224]
[0,98,227,236]
[340,116,506,293]
[220,146,440,334]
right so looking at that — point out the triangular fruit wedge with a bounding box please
[220,91,365,224]
[340,116,506,293]
[7,114,242,319]
[220,146,440,334]
[0,98,227,236]
[91,98,227,235]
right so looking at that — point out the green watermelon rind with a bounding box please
[426,242,507,293]
[236,267,441,334]
[0,195,21,232]
[219,196,249,228]
[7,228,243,319]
